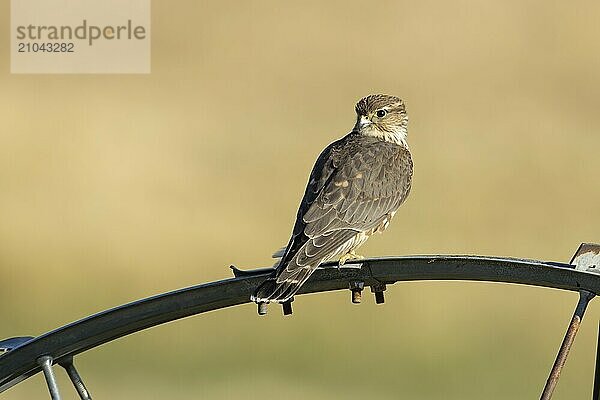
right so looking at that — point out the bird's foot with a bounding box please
[339,251,364,266]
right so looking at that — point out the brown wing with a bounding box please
[252,134,412,303]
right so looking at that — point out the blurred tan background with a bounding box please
[1,1,600,399]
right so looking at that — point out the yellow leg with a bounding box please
[339,250,364,266]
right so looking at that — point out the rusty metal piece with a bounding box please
[370,283,386,304]
[257,302,268,316]
[540,290,595,400]
[349,281,364,304]
[282,299,293,316]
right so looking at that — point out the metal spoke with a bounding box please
[540,290,595,400]
[37,356,61,400]
[59,357,92,400]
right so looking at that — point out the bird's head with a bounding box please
[353,94,408,146]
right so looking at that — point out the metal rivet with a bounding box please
[371,283,386,304]
[257,302,268,315]
[282,299,293,315]
[349,281,365,304]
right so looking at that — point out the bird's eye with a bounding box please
[376,109,387,118]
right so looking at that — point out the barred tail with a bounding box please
[251,266,315,304]
[252,231,359,303]
[251,278,279,303]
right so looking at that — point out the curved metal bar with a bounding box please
[1,255,600,393]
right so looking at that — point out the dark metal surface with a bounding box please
[282,299,294,316]
[540,290,595,400]
[593,322,600,400]
[2,255,600,394]
[371,283,387,304]
[0,337,33,352]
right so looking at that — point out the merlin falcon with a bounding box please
[252,94,413,304]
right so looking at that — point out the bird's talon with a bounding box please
[339,251,364,266]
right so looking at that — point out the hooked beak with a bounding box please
[354,115,371,132]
